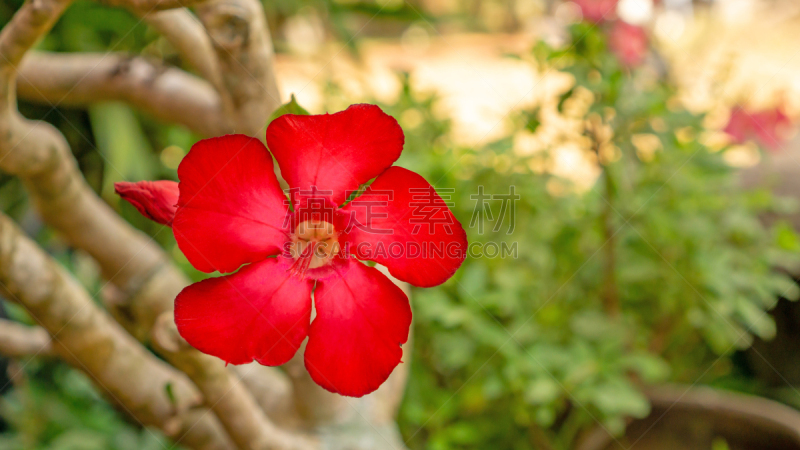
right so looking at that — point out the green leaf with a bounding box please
[269,94,310,124]
[590,379,650,418]
[735,298,776,340]
[89,102,157,200]
[557,88,574,113]
[775,221,800,252]
[164,382,176,407]
[712,437,731,450]
[619,353,670,383]
[524,378,560,405]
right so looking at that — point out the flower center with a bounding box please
[288,220,340,275]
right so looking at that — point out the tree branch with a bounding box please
[0,213,233,450]
[1,1,313,449]
[7,47,315,450]
[151,311,317,450]
[95,0,206,13]
[232,363,303,428]
[0,0,70,72]
[16,52,226,137]
[142,8,224,93]
[3,0,412,445]
[195,0,282,136]
[0,318,53,358]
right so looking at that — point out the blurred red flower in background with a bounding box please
[115,104,468,397]
[608,21,648,67]
[574,0,618,23]
[723,106,793,151]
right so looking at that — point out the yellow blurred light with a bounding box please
[527,154,549,174]
[655,10,686,43]
[513,130,541,156]
[283,9,325,56]
[494,154,512,173]
[617,0,653,25]
[546,177,568,197]
[675,126,695,144]
[555,2,582,24]
[631,133,662,162]
[598,144,621,165]
[699,131,731,152]
[551,143,601,191]
[401,24,431,55]
[160,145,185,170]
[650,117,667,133]
[723,143,760,168]
[400,108,424,129]
[562,86,594,118]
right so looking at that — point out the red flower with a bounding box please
[115,180,179,226]
[723,105,792,151]
[608,21,648,67]
[574,0,618,23]
[115,104,468,397]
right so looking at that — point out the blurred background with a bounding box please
[3,0,800,449]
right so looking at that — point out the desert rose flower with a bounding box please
[608,21,648,67]
[115,104,468,397]
[574,0,618,23]
[723,105,792,151]
[115,180,179,226]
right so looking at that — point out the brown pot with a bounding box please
[577,385,800,450]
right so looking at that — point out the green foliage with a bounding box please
[0,361,170,450]
[269,94,311,123]
[89,102,160,200]
[370,24,799,450]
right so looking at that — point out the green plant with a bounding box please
[393,22,800,450]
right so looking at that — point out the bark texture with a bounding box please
[0,213,233,450]
[0,0,412,448]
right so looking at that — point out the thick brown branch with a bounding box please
[0,0,71,72]
[0,318,53,357]
[6,59,314,450]
[1,0,311,448]
[0,213,232,450]
[17,52,226,137]
[95,0,205,13]
[3,0,411,444]
[152,312,318,450]
[232,363,303,428]
[143,9,225,93]
[195,0,282,136]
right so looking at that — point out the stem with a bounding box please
[648,316,675,353]
[601,162,620,317]
[557,408,585,450]
[589,118,620,318]
[529,422,556,450]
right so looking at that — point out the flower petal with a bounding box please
[574,0,618,23]
[609,22,648,68]
[175,258,312,366]
[173,134,290,273]
[340,166,467,287]
[266,104,404,207]
[723,107,751,144]
[304,259,411,397]
[115,180,179,226]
